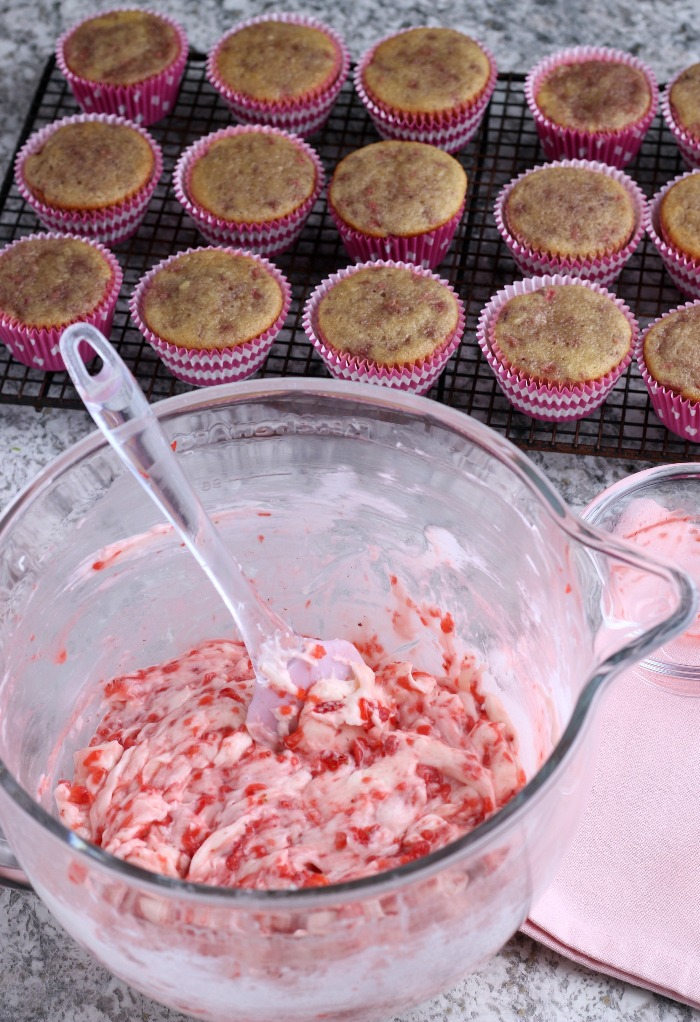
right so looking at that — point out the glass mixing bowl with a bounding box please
[0,379,695,1022]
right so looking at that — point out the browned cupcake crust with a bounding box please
[362,27,491,116]
[141,249,285,351]
[188,132,318,224]
[329,141,467,238]
[643,304,700,403]
[0,236,114,328]
[503,165,636,260]
[492,284,632,385]
[22,120,155,211]
[659,173,700,260]
[63,10,181,87]
[535,60,652,133]
[669,62,700,141]
[214,21,342,102]
[316,265,460,366]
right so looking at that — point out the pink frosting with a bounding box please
[55,637,525,889]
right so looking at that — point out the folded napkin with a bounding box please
[521,669,700,1009]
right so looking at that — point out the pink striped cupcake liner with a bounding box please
[354,29,497,154]
[15,113,163,247]
[494,158,647,285]
[0,232,122,372]
[173,125,325,256]
[56,9,188,126]
[660,72,700,170]
[206,14,350,138]
[302,259,465,395]
[328,200,464,269]
[636,303,700,442]
[129,246,291,387]
[476,274,637,422]
[524,46,658,168]
[646,170,700,299]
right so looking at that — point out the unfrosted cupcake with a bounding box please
[476,275,637,421]
[302,260,465,393]
[0,233,122,371]
[525,46,657,167]
[15,114,162,246]
[173,125,324,255]
[637,301,700,441]
[328,140,467,268]
[662,62,700,169]
[56,8,188,125]
[647,170,700,299]
[207,13,349,137]
[130,246,291,386]
[494,159,645,284]
[355,26,497,153]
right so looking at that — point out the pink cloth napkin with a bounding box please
[521,668,700,1009]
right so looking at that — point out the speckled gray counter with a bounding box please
[0,2,698,1021]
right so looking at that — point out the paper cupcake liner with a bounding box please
[494,158,647,285]
[476,274,637,422]
[15,113,163,247]
[302,259,466,395]
[129,245,291,387]
[173,125,325,257]
[636,303,700,442]
[646,171,700,299]
[354,29,497,154]
[660,75,700,170]
[0,232,122,372]
[56,9,188,126]
[328,200,464,269]
[206,13,350,138]
[524,46,658,168]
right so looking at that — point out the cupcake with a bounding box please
[130,246,291,386]
[476,275,637,422]
[355,26,497,153]
[637,301,700,441]
[302,260,465,394]
[56,8,188,126]
[647,170,700,299]
[525,46,658,167]
[662,62,700,169]
[494,159,646,284]
[206,13,349,137]
[15,114,163,246]
[0,233,122,372]
[173,125,324,255]
[328,140,467,268]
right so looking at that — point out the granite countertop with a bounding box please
[0,2,699,1021]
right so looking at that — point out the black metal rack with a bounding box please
[0,52,696,462]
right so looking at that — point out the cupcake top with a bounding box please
[316,264,460,366]
[139,248,285,351]
[62,9,182,86]
[643,304,700,403]
[187,131,318,224]
[492,283,633,385]
[658,173,700,260]
[0,235,115,328]
[535,59,652,132]
[361,27,491,115]
[503,164,636,260]
[212,20,343,102]
[329,141,467,238]
[21,119,156,211]
[668,62,700,141]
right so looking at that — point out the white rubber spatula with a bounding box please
[59,323,365,747]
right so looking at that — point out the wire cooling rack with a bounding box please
[0,52,696,462]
